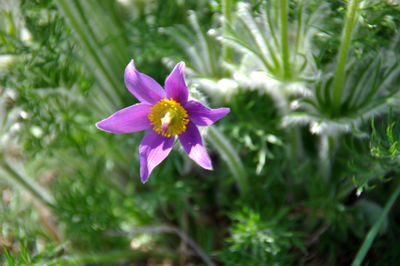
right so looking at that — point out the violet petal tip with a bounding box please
[178,122,213,171]
[140,173,149,184]
[165,61,189,104]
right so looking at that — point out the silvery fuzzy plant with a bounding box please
[222,0,326,111]
[162,3,302,176]
[164,0,399,183]
[162,10,249,193]
[220,0,400,168]
[162,10,237,104]
[218,0,329,163]
[169,0,400,264]
[285,0,400,182]
[164,1,326,107]
[227,1,400,264]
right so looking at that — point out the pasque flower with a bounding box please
[96,60,230,183]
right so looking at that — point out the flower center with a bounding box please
[148,98,189,137]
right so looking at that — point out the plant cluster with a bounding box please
[1,0,400,265]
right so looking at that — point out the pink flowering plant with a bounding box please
[96,60,230,183]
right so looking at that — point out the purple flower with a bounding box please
[96,60,230,183]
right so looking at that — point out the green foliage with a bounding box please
[371,111,400,160]
[314,0,400,64]
[343,111,400,195]
[224,1,322,82]
[223,90,283,178]
[218,207,301,265]
[2,241,67,266]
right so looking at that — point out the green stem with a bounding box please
[55,0,122,108]
[222,0,233,62]
[332,0,360,114]
[207,127,248,195]
[5,11,16,37]
[295,0,304,57]
[280,0,291,80]
[0,155,54,207]
[188,12,216,76]
[289,126,303,161]
[351,179,400,266]
[319,134,331,182]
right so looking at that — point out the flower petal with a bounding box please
[139,130,175,183]
[185,100,230,126]
[96,103,152,133]
[179,122,212,170]
[124,60,166,104]
[165,62,188,104]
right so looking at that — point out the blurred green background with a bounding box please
[1,0,400,265]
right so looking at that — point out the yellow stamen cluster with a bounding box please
[148,98,189,137]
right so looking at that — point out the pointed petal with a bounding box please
[165,62,188,104]
[185,100,230,126]
[96,103,152,133]
[179,122,212,170]
[139,130,174,183]
[124,60,166,104]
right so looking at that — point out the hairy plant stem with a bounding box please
[351,179,400,266]
[0,154,54,208]
[280,0,291,80]
[319,134,331,182]
[280,95,303,161]
[294,0,304,57]
[207,127,248,195]
[332,0,360,115]
[55,0,122,108]
[222,0,233,62]
[287,126,303,163]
